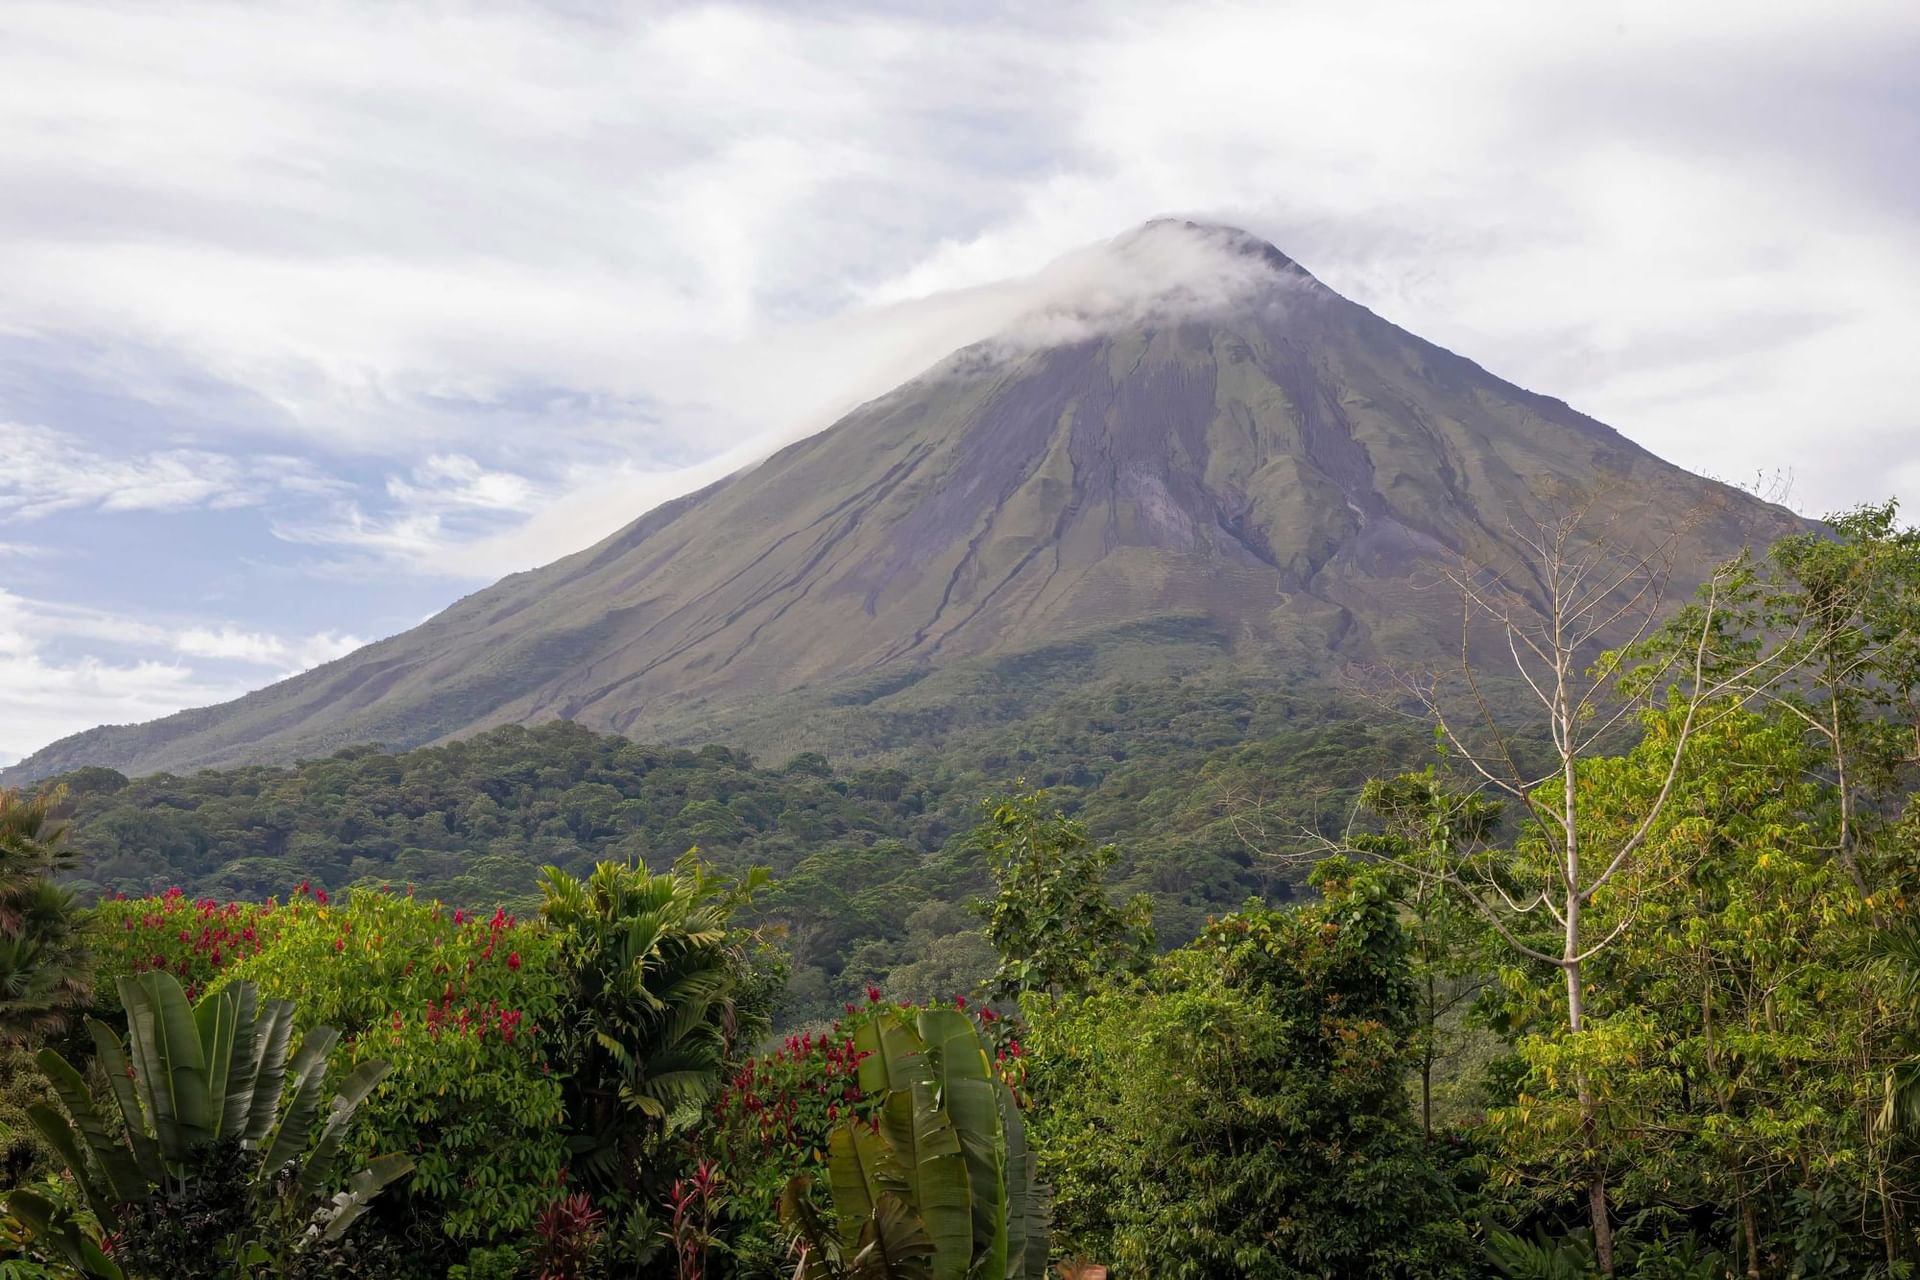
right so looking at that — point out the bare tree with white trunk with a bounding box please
[1232,492,1810,1274]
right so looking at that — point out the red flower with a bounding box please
[507,951,521,970]
[315,889,329,906]
[334,938,345,952]
[865,985,882,1003]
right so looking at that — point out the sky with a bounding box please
[2,0,1918,766]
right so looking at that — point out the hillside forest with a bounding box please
[0,499,1917,1279]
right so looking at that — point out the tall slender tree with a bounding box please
[1361,496,1801,1272]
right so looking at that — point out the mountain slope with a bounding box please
[7,222,1803,781]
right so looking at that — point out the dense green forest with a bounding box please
[1,501,1917,1279]
[47,685,1428,1023]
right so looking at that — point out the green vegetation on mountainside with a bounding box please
[48,678,1432,1021]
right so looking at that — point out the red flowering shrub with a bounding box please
[91,886,303,1003]
[93,886,568,1266]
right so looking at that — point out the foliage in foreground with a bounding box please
[1027,861,1473,1278]
[10,972,406,1277]
[0,788,92,1048]
[782,1007,1047,1280]
[2,498,1913,1279]
[539,856,770,1199]
[86,885,570,1272]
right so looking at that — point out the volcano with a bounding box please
[6,222,1802,781]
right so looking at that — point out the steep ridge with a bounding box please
[6,222,1804,781]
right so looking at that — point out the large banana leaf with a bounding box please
[849,1192,936,1280]
[877,1083,972,1280]
[826,1121,894,1254]
[295,1057,393,1200]
[23,978,406,1268]
[917,1010,1008,1278]
[22,1102,115,1223]
[857,1014,933,1096]
[781,1174,842,1280]
[119,972,214,1161]
[318,1152,415,1243]
[5,1189,123,1279]
[31,1050,145,1210]
[261,1025,340,1179]
[88,1020,163,1184]
[244,999,297,1146]
[997,1080,1049,1280]
[197,982,261,1142]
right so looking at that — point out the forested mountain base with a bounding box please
[48,679,1430,1021]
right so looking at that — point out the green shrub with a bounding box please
[10,973,406,1278]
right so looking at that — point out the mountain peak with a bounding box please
[982,218,1319,354]
[2,226,1804,783]
[1129,217,1308,276]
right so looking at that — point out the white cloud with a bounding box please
[0,1,1057,453]
[0,588,366,760]
[0,422,340,520]
[271,452,554,568]
[847,0,1920,520]
[172,625,363,669]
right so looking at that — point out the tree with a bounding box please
[1024,862,1472,1278]
[1484,703,1896,1274]
[9,972,409,1276]
[1347,771,1501,1138]
[973,789,1153,1007]
[0,786,92,1046]
[1684,501,1920,899]
[1371,498,1799,1272]
[538,854,770,1194]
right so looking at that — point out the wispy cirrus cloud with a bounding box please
[0,421,342,520]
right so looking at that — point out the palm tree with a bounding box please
[538,854,766,1191]
[0,787,91,1046]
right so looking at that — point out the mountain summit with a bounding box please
[8,222,1801,781]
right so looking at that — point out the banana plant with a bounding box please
[782,1009,1049,1280]
[8,972,411,1263]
